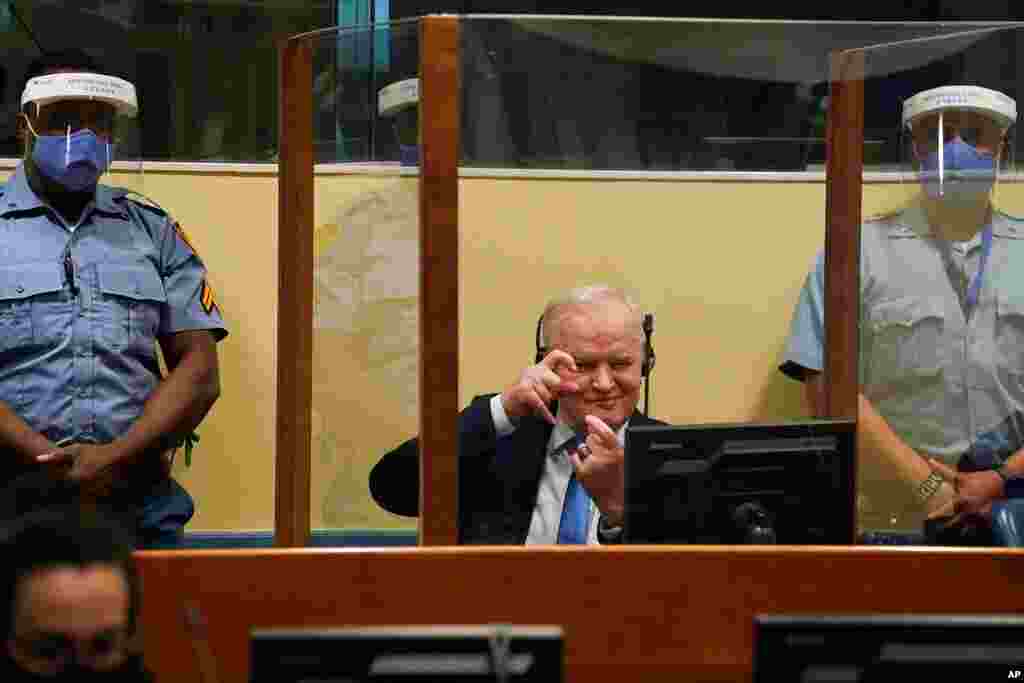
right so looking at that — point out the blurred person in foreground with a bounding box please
[0,505,152,681]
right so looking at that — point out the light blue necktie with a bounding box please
[556,435,592,544]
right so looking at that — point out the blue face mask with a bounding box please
[31,129,111,192]
[919,137,997,202]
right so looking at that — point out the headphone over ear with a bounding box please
[535,312,656,378]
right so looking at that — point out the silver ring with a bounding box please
[577,443,591,458]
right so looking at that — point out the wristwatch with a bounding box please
[915,471,944,503]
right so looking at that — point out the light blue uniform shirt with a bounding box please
[782,202,1024,465]
[0,164,227,454]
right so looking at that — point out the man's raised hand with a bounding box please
[500,350,580,425]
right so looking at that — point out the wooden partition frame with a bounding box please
[276,35,314,547]
[137,546,1024,682]
[275,17,461,546]
[277,22,867,546]
[823,49,864,535]
[824,49,864,422]
[417,15,461,546]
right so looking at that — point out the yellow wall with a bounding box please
[310,174,829,531]
[92,168,1024,532]
[109,168,279,531]
[458,177,824,424]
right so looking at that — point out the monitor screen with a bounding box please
[623,419,855,544]
[250,625,563,682]
[754,614,1024,681]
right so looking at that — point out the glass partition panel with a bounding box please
[310,20,420,541]
[855,26,1024,543]
[450,17,997,546]
[303,17,1024,548]
[459,18,997,172]
[0,1,332,162]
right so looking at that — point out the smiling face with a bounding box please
[548,300,645,433]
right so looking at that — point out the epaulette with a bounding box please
[116,191,168,218]
[863,206,906,222]
[996,208,1024,223]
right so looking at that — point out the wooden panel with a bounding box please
[824,49,864,422]
[825,50,864,538]
[137,546,1024,683]
[275,37,313,547]
[418,16,461,546]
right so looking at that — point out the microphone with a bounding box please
[642,313,654,416]
[731,501,777,544]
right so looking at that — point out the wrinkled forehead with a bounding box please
[14,563,131,625]
[553,302,643,347]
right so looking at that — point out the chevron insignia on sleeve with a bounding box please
[201,279,219,315]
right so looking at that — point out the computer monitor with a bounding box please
[754,614,1024,681]
[623,419,855,544]
[250,625,563,682]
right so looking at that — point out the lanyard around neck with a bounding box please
[965,223,994,311]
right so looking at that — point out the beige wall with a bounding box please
[109,168,279,531]
[97,168,1024,532]
[458,177,824,425]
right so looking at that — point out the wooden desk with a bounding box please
[136,545,1024,682]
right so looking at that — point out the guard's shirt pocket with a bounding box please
[97,263,167,351]
[865,297,947,388]
[0,262,69,354]
[996,296,1024,377]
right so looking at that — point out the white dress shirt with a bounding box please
[489,395,626,545]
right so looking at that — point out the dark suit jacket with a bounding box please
[369,394,664,544]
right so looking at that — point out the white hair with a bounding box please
[540,284,643,348]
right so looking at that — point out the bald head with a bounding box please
[541,285,643,350]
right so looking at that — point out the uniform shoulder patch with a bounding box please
[169,220,217,315]
[863,207,904,222]
[996,209,1024,223]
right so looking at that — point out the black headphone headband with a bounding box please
[534,312,656,378]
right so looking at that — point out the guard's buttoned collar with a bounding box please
[0,163,127,219]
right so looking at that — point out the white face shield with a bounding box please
[900,85,1016,205]
[20,71,143,192]
[21,71,138,118]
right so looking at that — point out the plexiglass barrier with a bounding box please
[285,17,1024,546]
[458,18,995,172]
[850,26,1024,539]
[308,21,421,535]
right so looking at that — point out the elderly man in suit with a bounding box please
[370,284,663,544]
